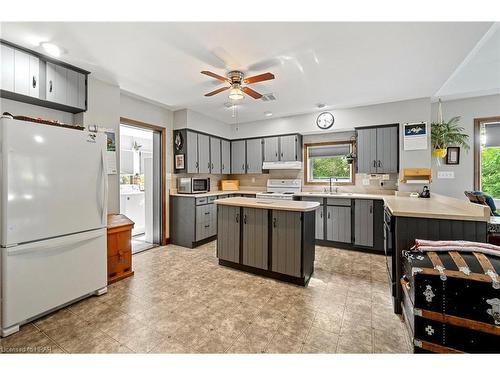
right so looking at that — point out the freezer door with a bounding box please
[1,228,107,331]
[0,119,108,246]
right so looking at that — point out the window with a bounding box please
[475,118,500,200]
[304,142,355,184]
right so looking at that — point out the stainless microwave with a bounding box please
[177,177,210,194]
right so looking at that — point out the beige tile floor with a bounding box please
[0,242,412,354]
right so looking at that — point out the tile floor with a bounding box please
[0,242,412,354]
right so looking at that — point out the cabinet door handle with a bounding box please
[275,152,278,157]
[370,205,373,214]
[243,214,247,224]
[320,211,323,218]
[327,212,330,219]
[235,214,239,223]
[242,163,245,171]
[32,76,37,88]
[273,217,277,227]
[373,160,376,167]
[195,161,199,168]
[204,224,210,228]
[204,212,210,215]
[49,80,53,93]
[378,160,382,167]
[222,163,224,170]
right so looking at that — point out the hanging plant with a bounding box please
[345,153,356,164]
[431,100,469,158]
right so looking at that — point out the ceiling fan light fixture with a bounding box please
[228,87,244,101]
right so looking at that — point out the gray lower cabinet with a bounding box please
[198,134,211,174]
[326,205,351,243]
[217,205,240,263]
[242,208,268,269]
[264,136,280,162]
[246,138,263,174]
[210,137,221,174]
[196,203,217,241]
[221,139,231,174]
[315,207,324,240]
[231,140,246,174]
[271,210,302,277]
[354,199,373,247]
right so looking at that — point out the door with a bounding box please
[46,62,56,102]
[54,65,67,104]
[1,44,14,91]
[221,139,231,174]
[28,55,39,98]
[231,140,246,174]
[280,135,297,161]
[272,211,302,277]
[210,137,221,174]
[0,118,107,246]
[2,228,107,329]
[242,208,268,269]
[376,126,398,173]
[354,199,374,247]
[326,206,352,243]
[198,134,210,174]
[217,205,240,263]
[264,137,280,162]
[186,131,198,173]
[315,206,324,240]
[357,128,377,173]
[14,50,30,96]
[246,138,263,174]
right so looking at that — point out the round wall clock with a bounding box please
[316,112,334,130]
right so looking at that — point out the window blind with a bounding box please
[308,144,350,158]
[485,122,500,147]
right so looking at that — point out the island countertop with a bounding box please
[214,197,319,212]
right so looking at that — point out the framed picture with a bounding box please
[175,154,185,170]
[446,147,460,165]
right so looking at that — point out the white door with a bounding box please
[14,50,30,96]
[1,228,107,332]
[1,44,15,91]
[0,119,107,246]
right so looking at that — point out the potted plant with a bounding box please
[431,100,469,158]
[345,152,356,164]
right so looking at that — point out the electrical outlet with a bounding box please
[362,179,370,186]
[437,171,454,179]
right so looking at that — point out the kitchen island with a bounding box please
[215,197,319,286]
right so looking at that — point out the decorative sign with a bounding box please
[175,132,184,151]
[403,122,427,151]
[446,147,460,165]
[105,130,117,174]
[175,154,185,170]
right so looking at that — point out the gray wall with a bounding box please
[430,94,500,199]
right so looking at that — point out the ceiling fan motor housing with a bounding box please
[228,70,244,84]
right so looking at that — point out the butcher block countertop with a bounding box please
[214,197,319,212]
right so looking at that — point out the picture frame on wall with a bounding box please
[446,147,460,165]
[175,154,185,170]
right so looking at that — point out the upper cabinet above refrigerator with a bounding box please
[0,40,89,114]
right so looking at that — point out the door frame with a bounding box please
[473,116,500,191]
[120,117,167,246]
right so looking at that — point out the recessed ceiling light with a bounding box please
[41,42,61,58]
[264,111,273,117]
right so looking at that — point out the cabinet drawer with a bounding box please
[301,197,324,204]
[208,196,217,203]
[195,197,208,205]
[326,198,351,206]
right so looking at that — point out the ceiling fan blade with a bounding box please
[204,86,230,97]
[243,72,275,84]
[201,71,230,82]
[241,86,263,99]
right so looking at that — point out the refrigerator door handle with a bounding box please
[6,229,104,256]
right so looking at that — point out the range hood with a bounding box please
[262,161,303,170]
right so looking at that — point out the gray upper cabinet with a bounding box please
[197,133,210,174]
[354,199,374,247]
[326,205,352,243]
[186,131,199,173]
[280,135,299,161]
[217,205,240,263]
[66,69,86,110]
[231,140,246,174]
[246,138,263,174]
[242,207,268,269]
[272,210,302,277]
[264,136,280,162]
[1,44,15,92]
[210,137,221,174]
[357,125,398,174]
[1,47,40,98]
[221,139,231,174]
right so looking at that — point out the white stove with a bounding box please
[255,179,302,200]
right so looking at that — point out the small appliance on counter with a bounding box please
[177,177,210,194]
[255,179,302,200]
[220,180,240,191]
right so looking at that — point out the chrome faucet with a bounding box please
[329,178,338,194]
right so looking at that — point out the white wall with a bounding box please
[0,98,74,124]
[431,94,500,199]
[173,108,232,138]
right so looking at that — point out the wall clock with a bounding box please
[316,112,334,130]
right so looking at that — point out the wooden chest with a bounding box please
[401,250,500,353]
[107,214,135,284]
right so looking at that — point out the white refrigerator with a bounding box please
[0,118,108,337]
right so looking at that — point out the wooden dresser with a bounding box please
[107,214,135,284]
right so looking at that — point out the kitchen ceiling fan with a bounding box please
[201,70,275,100]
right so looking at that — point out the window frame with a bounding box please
[473,116,500,192]
[303,140,356,185]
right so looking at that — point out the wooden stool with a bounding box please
[107,214,135,284]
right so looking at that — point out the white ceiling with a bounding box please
[0,22,494,124]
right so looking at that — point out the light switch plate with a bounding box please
[437,171,455,179]
[362,179,370,186]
